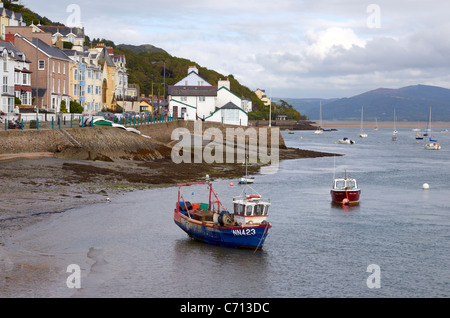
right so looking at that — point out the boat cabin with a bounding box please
[332,178,358,190]
[232,195,270,226]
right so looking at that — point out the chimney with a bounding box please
[55,35,63,49]
[5,33,14,44]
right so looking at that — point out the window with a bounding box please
[254,205,265,216]
[52,78,55,93]
[58,79,60,94]
[74,84,78,96]
[63,63,65,74]
[38,60,45,70]
[2,76,7,93]
[181,96,187,102]
[199,96,205,102]
[74,69,78,81]
[3,58,7,72]
[246,205,253,216]
[58,62,60,73]
[63,79,66,94]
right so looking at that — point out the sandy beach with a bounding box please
[319,120,450,129]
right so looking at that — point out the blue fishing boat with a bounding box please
[174,182,271,249]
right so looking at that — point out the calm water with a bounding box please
[3,127,450,298]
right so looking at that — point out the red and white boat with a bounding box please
[330,172,361,205]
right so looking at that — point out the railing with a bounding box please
[1,112,179,131]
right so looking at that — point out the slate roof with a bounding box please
[37,26,84,38]
[168,86,218,96]
[0,40,31,63]
[97,46,115,67]
[32,38,71,61]
[220,102,241,109]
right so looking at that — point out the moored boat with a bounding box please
[338,137,355,144]
[424,137,441,150]
[239,176,255,184]
[424,106,441,150]
[174,182,271,249]
[358,106,368,138]
[330,173,360,205]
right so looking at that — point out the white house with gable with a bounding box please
[168,66,217,120]
[204,78,248,125]
[168,67,249,125]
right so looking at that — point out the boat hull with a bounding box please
[330,189,360,204]
[174,210,271,249]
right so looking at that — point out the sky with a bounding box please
[22,0,450,99]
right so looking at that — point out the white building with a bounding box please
[205,102,248,126]
[0,40,32,113]
[168,67,249,125]
[0,43,15,113]
[168,66,217,120]
[0,40,32,111]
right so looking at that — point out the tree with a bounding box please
[70,100,84,113]
[60,100,68,113]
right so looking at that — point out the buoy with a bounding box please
[206,174,209,180]
[422,183,429,190]
[342,198,349,205]
[106,197,110,202]
[229,182,234,187]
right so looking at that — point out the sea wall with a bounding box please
[0,120,286,161]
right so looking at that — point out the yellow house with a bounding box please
[254,88,271,107]
[90,44,117,111]
[139,100,153,113]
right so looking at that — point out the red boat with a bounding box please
[330,174,360,205]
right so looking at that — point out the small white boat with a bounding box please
[392,109,398,141]
[314,101,324,135]
[339,137,355,144]
[358,106,368,138]
[424,106,441,150]
[239,177,255,184]
[239,159,255,184]
[424,139,441,150]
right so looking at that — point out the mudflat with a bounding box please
[0,146,336,242]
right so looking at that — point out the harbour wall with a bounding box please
[0,120,286,162]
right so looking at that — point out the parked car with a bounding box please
[96,112,115,121]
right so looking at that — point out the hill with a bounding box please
[283,85,450,121]
[116,44,167,54]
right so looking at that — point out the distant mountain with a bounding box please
[283,85,450,121]
[116,44,167,54]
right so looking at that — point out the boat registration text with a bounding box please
[232,229,256,236]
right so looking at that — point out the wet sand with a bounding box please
[0,147,336,242]
[319,120,450,129]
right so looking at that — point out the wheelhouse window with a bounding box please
[254,204,266,216]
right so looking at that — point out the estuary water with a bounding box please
[2,127,450,298]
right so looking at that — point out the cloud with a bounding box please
[22,0,450,98]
